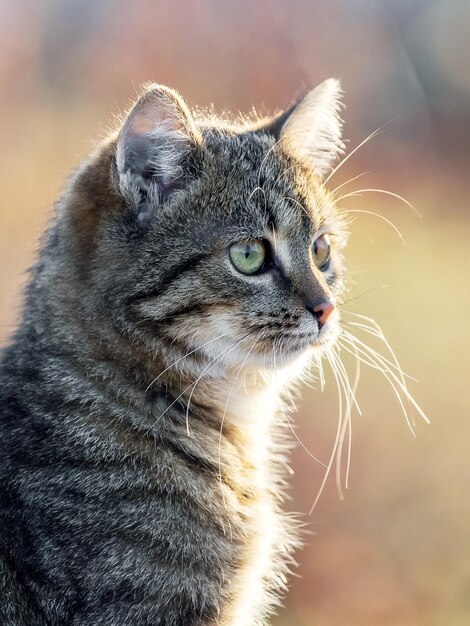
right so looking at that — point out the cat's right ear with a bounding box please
[116,84,202,217]
[264,79,345,179]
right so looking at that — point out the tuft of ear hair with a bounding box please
[280,78,345,179]
[116,84,202,217]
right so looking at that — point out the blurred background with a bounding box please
[0,1,468,624]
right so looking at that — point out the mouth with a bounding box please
[264,326,337,360]
[289,332,332,352]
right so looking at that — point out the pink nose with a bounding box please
[312,302,335,328]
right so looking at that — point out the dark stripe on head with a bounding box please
[126,252,207,305]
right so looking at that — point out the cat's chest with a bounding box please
[211,380,294,625]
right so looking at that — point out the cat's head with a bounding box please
[60,80,348,373]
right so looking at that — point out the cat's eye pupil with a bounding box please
[229,240,266,275]
[312,234,331,271]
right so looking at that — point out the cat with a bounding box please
[0,78,356,625]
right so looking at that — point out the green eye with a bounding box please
[229,240,266,275]
[312,234,331,271]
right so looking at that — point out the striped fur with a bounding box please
[0,81,347,625]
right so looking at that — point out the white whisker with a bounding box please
[339,336,416,436]
[273,163,297,188]
[330,345,362,497]
[337,208,405,245]
[341,320,416,382]
[271,342,327,469]
[309,349,344,514]
[331,346,362,415]
[145,332,230,392]
[329,171,369,198]
[185,336,247,436]
[142,337,244,439]
[284,196,312,220]
[323,126,387,185]
[328,349,350,500]
[339,285,390,307]
[332,340,362,490]
[257,136,284,187]
[344,339,361,488]
[344,310,420,382]
[338,331,429,434]
[218,338,258,504]
[336,188,421,217]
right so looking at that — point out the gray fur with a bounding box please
[0,82,347,625]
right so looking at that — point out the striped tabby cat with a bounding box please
[1,80,369,625]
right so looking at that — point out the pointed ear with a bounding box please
[278,79,345,178]
[116,84,201,215]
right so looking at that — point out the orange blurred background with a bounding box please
[0,2,468,624]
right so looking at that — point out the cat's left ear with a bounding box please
[271,79,345,178]
[116,84,202,215]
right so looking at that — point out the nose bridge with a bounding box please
[273,234,332,307]
[293,266,331,309]
[291,254,331,308]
